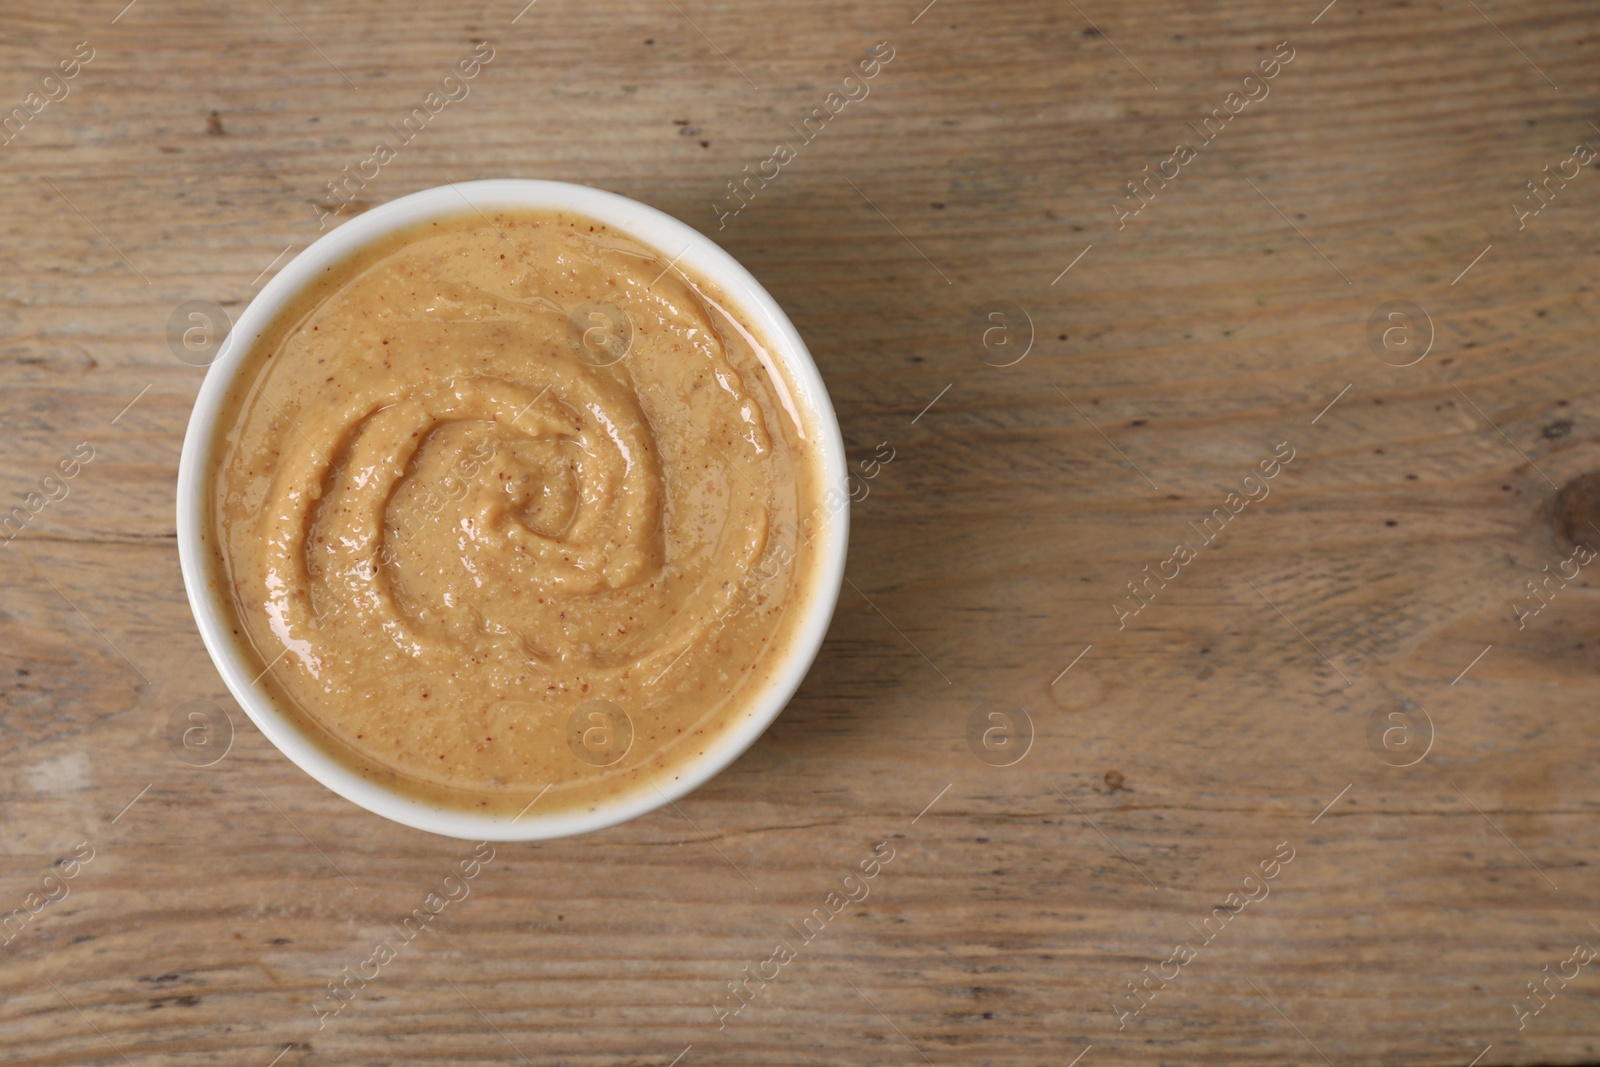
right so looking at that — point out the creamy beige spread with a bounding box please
[205,209,823,815]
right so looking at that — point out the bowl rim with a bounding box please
[175,178,849,841]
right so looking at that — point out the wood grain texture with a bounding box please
[3,0,1600,1063]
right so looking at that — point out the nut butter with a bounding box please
[206,209,826,815]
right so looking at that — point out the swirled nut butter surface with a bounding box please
[206,210,828,815]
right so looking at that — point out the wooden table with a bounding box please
[3,0,1598,1063]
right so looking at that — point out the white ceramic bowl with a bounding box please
[175,179,848,840]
